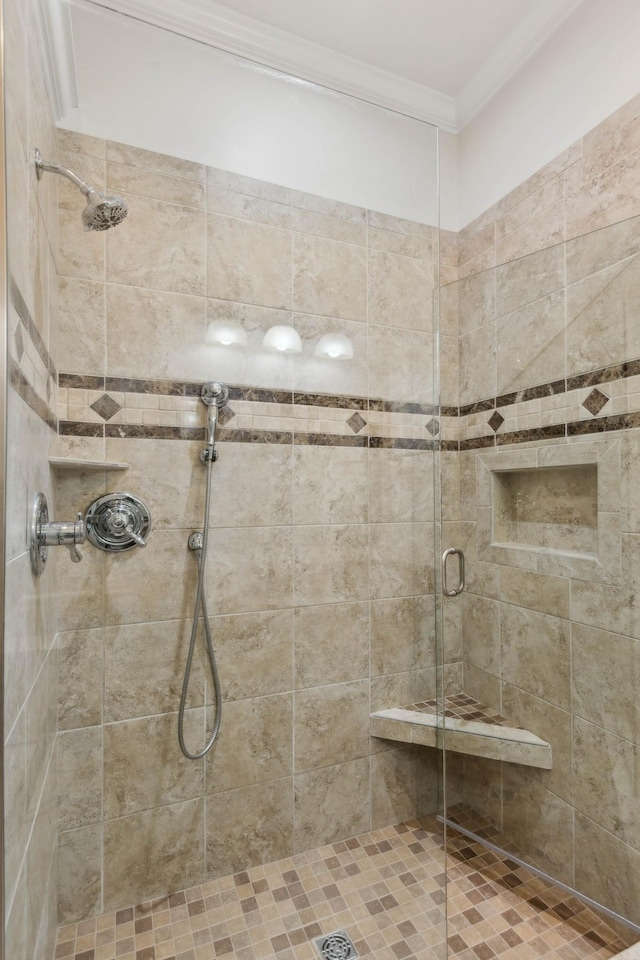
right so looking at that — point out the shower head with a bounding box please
[201,381,229,407]
[81,189,128,232]
[34,148,128,232]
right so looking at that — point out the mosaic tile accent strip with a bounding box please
[58,364,640,451]
[54,807,632,960]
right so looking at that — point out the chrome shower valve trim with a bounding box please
[30,493,85,575]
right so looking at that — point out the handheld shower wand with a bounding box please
[200,380,229,462]
[34,148,128,231]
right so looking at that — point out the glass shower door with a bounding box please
[439,215,640,957]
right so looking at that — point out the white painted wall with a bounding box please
[62,1,440,225]
[457,0,640,227]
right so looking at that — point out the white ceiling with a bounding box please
[67,0,588,130]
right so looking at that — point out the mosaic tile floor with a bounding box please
[54,806,634,960]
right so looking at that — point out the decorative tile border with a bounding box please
[52,364,640,449]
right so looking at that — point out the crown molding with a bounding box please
[455,0,587,129]
[81,0,587,134]
[83,0,457,131]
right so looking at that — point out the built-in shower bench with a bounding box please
[370,693,552,769]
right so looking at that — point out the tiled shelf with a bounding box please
[371,692,552,769]
[49,457,130,471]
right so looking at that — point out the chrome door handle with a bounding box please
[442,547,465,597]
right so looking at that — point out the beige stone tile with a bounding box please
[501,683,571,801]
[458,223,495,269]
[213,609,293,702]
[294,680,369,772]
[370,596,435,676]
[206,779,293,878]
[499,567,570,619]
[103,799,205,912]
[208,165,290,204]
[566,214,640,285]
[502,767,574,885]
[294,601,369,689]
[369,521,434,599]
[369,448,434,523]
[107,162,205,208]
[462,663,500,715]
[575,810,640,929]
[368,249,433,332]
[25,659,54,825]
[208,214,290,309]
[566,148,640,239]
[5,709,27,907]
[208,184,291,229]
[572,622,640,742]
[367,209,432,237]
[103,529,197,626]
[462,593,500,675]
[58,276,106,375]
[570,534,640,638]
[107,141,204,182]
[293,233,366,322]
[294,524,368,605]
[205,694,292,793]
[368,326,434,404]
[495,244,564,319]
[106,283,207,381]
[500,605,570,710]
[58,727,102,829]
[57,158,106,281]
[496,174,565,243]
[107,193,206,295]
[566,254,640,376]
[573,716,640,848]
[58,825,102,923]
[104,712,205,818]
[458,755,503,828]
[291,206,365,244]
[292,445,367,525]
[458,323,496,406]
[495,200,565,265]
[205,299,296,391]
[203,526,293,614]
[291,313,368,397]
[293,758,370,852]
[368,225,431,259]
[371,747,421,829]
[58,128,106,162]
[103,619,204,721]
[496,291,565,394]
[582,93,640,178]
[456,269,495,336]
[58,628,104,730]
[5,866,26,960]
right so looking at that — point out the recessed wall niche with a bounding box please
[492,464,597,555]
[476,441,622,583]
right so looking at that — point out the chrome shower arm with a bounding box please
[34,149,92,196]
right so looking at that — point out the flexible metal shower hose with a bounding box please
[178,454,222,759]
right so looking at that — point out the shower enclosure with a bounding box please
[3,0,640,958]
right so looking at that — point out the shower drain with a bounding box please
[315,930,359,960]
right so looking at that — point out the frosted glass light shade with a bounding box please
[314,333,354,360]
[206,321,247,347]
[263,325,302,354]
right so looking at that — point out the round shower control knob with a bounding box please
[85,493,151,553]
